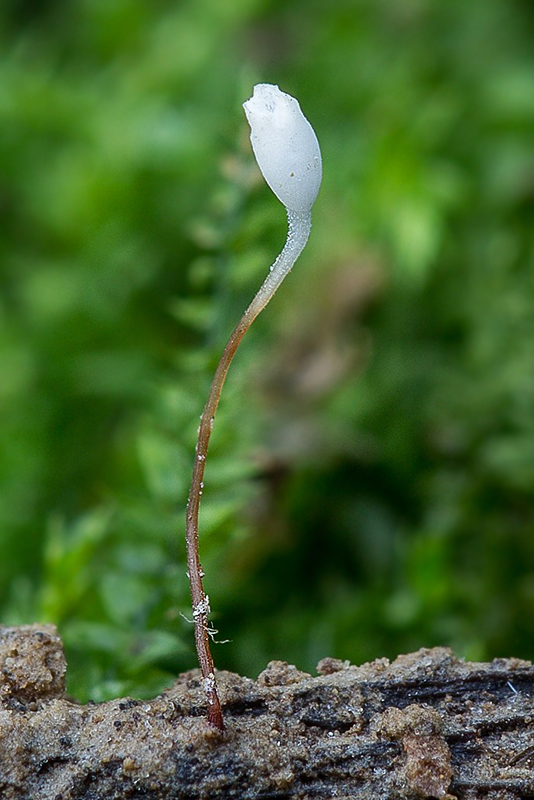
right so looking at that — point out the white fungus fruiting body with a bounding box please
[243,84,322,311]
[243,83,322,215]
[185,85,322,731]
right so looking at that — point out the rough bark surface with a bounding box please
[1,624,533,800]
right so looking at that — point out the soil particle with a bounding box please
[256,660,312,686]
[0,624,66,706]
[316,657,350,675]
[378,704,454,799]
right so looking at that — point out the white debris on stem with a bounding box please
[192,596,211,619]
[203,672,216,702]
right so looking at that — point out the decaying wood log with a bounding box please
[1,624,533,799]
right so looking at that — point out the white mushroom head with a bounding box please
[243,84,322,215]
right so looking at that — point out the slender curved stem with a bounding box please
[185,209,312,731]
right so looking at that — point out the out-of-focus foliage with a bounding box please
[1,0,533,700]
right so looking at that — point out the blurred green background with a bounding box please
[1,0,534,702]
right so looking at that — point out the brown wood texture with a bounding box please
[1,624,533,799]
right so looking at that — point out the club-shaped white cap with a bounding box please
[243,84,322,214]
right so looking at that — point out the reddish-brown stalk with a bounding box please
[185,308,254,731]
[185,210,312,731]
